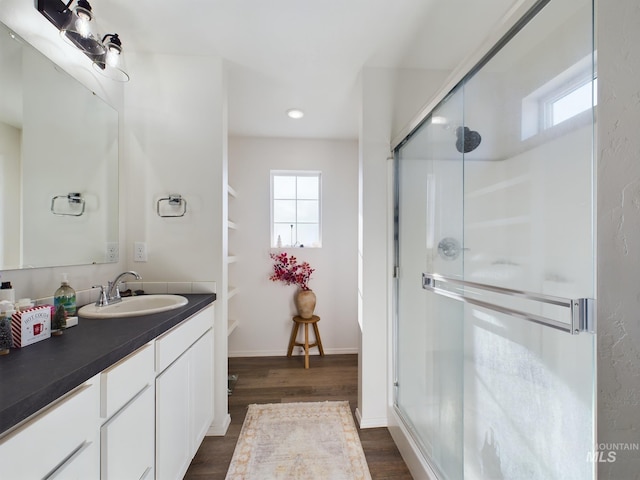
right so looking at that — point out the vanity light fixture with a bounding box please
[286,109,304,119]
[59,0,104,55]
[92,34,129,82]
[37,0,130,82]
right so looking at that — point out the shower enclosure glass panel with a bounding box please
[394,0,595,478]
[461,1,595,478]
[396,90,465,479]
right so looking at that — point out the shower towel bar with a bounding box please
[422,272,594,335]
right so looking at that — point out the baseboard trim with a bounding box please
[228,348,358,357]
[355,408,388,429]
[206,413,231,436]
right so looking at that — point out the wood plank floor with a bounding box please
[185,354,413,479]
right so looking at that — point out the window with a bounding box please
[521,54,596,140]
[546,77,597,127]
[271,171,321,248]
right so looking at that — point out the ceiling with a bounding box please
[97,0,519,139]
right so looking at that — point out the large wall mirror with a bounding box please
[0,21,118,270]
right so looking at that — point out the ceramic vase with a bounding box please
[295,289,316,319]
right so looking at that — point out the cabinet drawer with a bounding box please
[155,305,214,373]
[100,342,154,419]
[0,376,99,480]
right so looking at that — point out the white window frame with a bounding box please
[521,54,596,140]
[542,75,597,129]
[270,170,322,248]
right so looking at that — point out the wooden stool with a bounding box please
[287,315,325,369]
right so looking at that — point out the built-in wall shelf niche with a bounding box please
[227,185,238,199]
[227,220,238,230]
[228,286,239,299]
[227,255,238,264]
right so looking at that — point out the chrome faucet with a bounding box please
[108,271,142,303]
[93,271,142,306]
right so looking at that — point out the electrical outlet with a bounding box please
[134,242,147,262]
[106,242,119,263]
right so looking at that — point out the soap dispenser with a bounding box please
[0,281,15,304]
[53,274,76,332]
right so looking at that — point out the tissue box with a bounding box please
[11,305,52,347]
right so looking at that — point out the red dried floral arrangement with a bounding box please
[269,252,314,291]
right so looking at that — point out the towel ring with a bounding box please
[51,193,85,217]
[157,194,187,217]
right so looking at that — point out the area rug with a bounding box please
[225,401,372,480]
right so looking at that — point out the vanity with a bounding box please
[0,293,215,479]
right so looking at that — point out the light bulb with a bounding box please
[287,109,304,119]
[74,6,93,37]
[106,45,121,67]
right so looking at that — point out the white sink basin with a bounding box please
[78,294,189,319]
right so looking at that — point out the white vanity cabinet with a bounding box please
[0,376,100,480]
[99,342,155,479]
[0,301,215,480]
[155,305,214,480]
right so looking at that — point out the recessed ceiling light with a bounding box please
[286,109,304,119]
[431,116,448,125]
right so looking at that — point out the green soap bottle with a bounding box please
[54,273,77,320]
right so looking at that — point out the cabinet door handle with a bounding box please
[140,466,153,479]
[43,440,93,479]
[102,384,153,427]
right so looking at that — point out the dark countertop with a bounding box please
[0,293,215,435]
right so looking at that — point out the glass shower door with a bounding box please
[394,0,595,478]
[460,0,595,478]
[396,88,465,480]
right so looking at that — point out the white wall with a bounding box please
[597,1,640,478]
[123,52,229,434]
[359,67,394,428]
[357,66,452,430]
[124,53,225,283]
[391,68,449,141]
[227,136,359,357]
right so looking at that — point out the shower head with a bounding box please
[455,126,482,153]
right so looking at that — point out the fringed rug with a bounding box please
[225,401,372,480]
